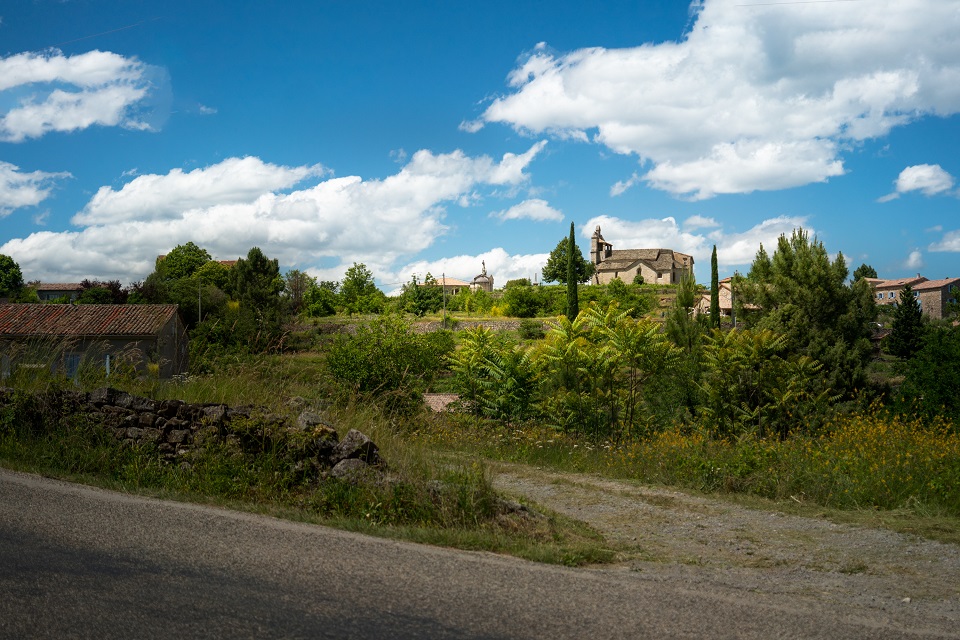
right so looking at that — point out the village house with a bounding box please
[31,282,85,302]
[417,263,495,295]
[588,226,694,285]
[866,275,960,320]
[0,304,188,379]
[430,276,472,296]
[695,277,734,318]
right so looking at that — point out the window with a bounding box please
[888,292,895,299]
[876,293,883,299]
[63,353,81,379]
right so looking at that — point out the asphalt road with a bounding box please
[0,468,951,639]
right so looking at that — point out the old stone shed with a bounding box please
[0,304,188,379]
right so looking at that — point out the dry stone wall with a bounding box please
[0,386,381,480]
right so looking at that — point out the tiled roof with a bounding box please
[421,277,470,287]
[0,304,179,338]
[598,248,692,272]
[33,283,84,292]
[872,276,927,290]
[913,277,960,291]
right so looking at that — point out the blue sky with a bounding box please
[1,0,958,292]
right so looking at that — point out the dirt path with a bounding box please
[490,462,960,627]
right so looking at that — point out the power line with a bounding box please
[51,17,161,48]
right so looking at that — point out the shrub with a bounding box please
[326,315,453,411]
[518,319,545,340]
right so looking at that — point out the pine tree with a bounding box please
[566,222,579,320]
[710,244,720,329]
[888,283,925,359]
[542,235,595,283]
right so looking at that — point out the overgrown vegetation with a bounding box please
[0,352,613,566]
[4,227,959,559]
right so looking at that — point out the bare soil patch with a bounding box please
[490,462,960,627]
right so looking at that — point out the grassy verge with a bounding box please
[415,409,960,545]
[0,367,615,567]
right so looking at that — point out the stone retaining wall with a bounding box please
[0,386,380,480]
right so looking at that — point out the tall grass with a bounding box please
[0,350,613,565]
[421,407,960,518]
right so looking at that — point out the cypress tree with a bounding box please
[888,283,925,359]
[566,222,579,320]
[710,244,720,329]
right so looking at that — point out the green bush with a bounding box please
[518,319,545,340]
[326,315,454,410]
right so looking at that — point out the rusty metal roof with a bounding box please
[0,304,180,338]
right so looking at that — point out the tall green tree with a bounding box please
[566,222,579,320]
[229,247,283,313]
[283,269,315,314]
[665,272,705,354]
[897,325,960,423]
[400,273,443,317]
[542,232,595,284]
[339,262,386,314]
[887,283,925,359]
[710,244,720,329]
[157,242,211,280]
[0,254,24,299]
[738,228,876,396]
[852,263,878,281]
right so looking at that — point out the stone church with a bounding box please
[589,226,694,285]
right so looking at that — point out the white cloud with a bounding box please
[74,157,327,225]
[879,163,956,201]
[490,198,563,222]
[929,230,960,252]
[904,249,924,269]
[712,216,812,266]
[583,213,809,278]
[0,162,71,216]
[1,144,547,283]
[584,215,709,259]
[610,173,641,196]
[0,49,166,141]
[683,215,719,231]
[477,0,960,199]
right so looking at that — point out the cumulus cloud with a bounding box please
[711,216,812,266]
[0,162,71,216]
[490,198,563,222]
[74,157,327,225]
[904,249,924,269]
[1,143,547,282]
[929,230,960,252]
[878,163,956,202]
[477,0,960,199]
[0,49,167,142]
[583,213,809,278]
[683,215,719,231]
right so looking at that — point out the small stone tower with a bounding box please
[471,261,494,292]
[590,226,612,265]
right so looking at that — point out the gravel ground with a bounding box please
[490,462,960,628]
